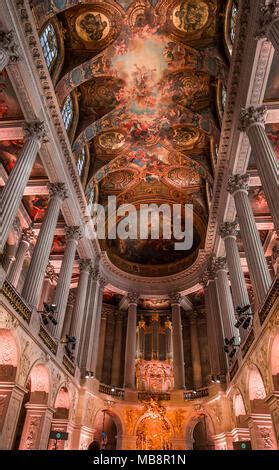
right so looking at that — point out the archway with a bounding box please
[93,409,118,450]
[192,415,214,450]
[271,334,279,390]
[48,386,71,450]
[248,365,267,412]
[136,414,173,450]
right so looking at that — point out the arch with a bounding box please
[92,408,123,450]
[270,333,279,390]
[25,362,51,406]
[233,391,246,417]
[248,365,267,401]
[134,412,174,450]
[0,328,18,382]
[224,0,239,58]
[53,386,70,419]
[185,412,215,450]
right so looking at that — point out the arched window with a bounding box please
[221,84,227,110]
[76,147,86,177]
[40,23,58,70]
[230,2,238,45]
[61,95,73,131]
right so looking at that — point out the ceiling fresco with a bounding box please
[32,0,228,277]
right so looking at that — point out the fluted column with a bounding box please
[7,225,35,287]
[0,122,47,251]
[220,221,250,310]
[21,183,67,307]
[228,175,272,304]
[51,226,81,339]
[88,276,106,375]
[69,259,91,358]
[239,106,279,232]
[96,308,108,381]
[152,313,159,360]
[111,311,124,387]
[0,31,20,72]
[165,317,172,361]
[213,257,239,341]
[257,3,279,55]
[137,316,145,359]
[170,293,185,390]
[1,217,21,273]
[61,291,75,339]
[38,262,57,311]
[124,293,139,389]
[189,311,202,389]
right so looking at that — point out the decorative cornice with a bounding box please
[65,225,82,242]
[47,182,68,201]
[169,292,182,306]
[227,174,250,195]
[239,106,266,131]
[219,221,239,239]
[0,30,21,65]
[23,120,48,143]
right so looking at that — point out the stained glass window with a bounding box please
[77,147,86,177]
[40,23,58,70]
[230,2,238,44]
[61,95,73,131]
[222,84,227,110]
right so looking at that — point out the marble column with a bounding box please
[0,122,47,251]
[88,276,105,375]
[219,221,250,311]
[7,225,35,288]
[38,262,57,312]
[1,217,21,273]
[22,182,67,307]
[79,268,100,374]
[152,313,159,360]
[0,383,26,449]
[257,3,279,56]
[61,291,75,339]
[170,293,185,390]
[111,311,124,387]
[165,317,172,361]
[202,270,227,376]
[239,106,279,232]
[227,174,272,304]
[0,31,20,72]
[19,404,54,450]
[189,311,203,389]
[51,226,81,339]
[124,293,139,389]
[69,259,91,359]
[95,308,108,381]
[248,413,277,450]
[137,316,145,359]
[213,257,239,341]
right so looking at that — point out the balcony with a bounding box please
[99,383,125,400]
[138,391,171,401]
[258,278,279,326]
[184,387,209,401]
[1,280,32,323]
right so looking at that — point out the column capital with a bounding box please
[256,2,279,38]
[213,256,228,273]
[23,121,48,143]
[190,311,199,322]
[227,174,249,195]
[127,292,139,305]
[98,275,107,288]
[78,259,91,273]
[0,30,21,65]
[67,290,76,306]
[45,262,57,282]
[239,106,266,131]
[169,292,182,305]
[21,225,36,244]
[12,216,22,238]
[219,221,239,239]
[47,182,68,201]
[65,225,82,242]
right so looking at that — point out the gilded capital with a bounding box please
[239,106,266,132]
[78,259,91,273]
[47,182,68,201]
[127,292,139,305]
[213,256,227,273]
[169,292,182,305]
[219,221,239,239]
[227,174,249,195]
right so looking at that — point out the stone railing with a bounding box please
[184,387,209,401]
[99,383,125,400]
[138,391,171,402]
[62,355,76,376]
[1,280,32,323]
[38,325,58,355]
[258,278,279,326]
